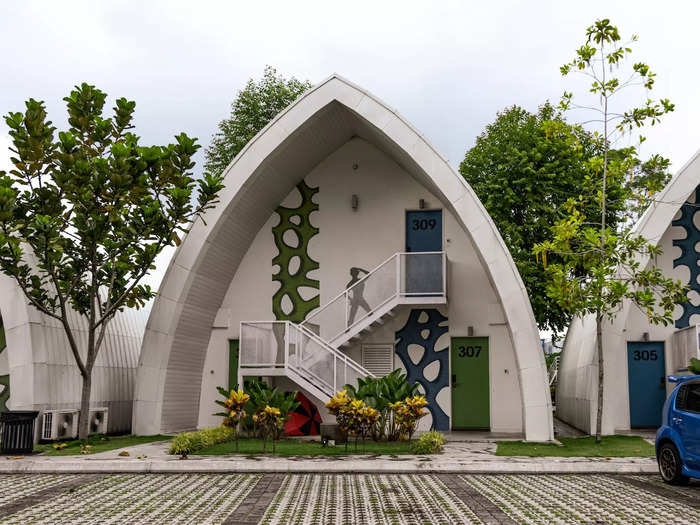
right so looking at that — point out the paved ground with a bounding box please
[0,473,698,524]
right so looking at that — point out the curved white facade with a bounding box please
[0,275,148,433]
[133,75,553,441]
[558,150,700,435]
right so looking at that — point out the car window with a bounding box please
[677,384,700,413]
[677,385,688,411]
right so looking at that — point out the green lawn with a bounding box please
[495,435,655,457]
[196,438,415,456]
[36,434,172,456]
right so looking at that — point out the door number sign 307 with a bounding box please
[458,345,481,358]
[633,349,658,361]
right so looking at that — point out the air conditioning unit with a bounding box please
[88,407,109,435]
[42,409,79,441]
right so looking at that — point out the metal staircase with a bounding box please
[240,251,447,402]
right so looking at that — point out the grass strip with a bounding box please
[36,434,172,456]
[495,435,654,457]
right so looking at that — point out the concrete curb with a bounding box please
[0,459,659,475]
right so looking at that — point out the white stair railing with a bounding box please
[240,321,373,398]
[301,251,446,343]
[548,355,560,386]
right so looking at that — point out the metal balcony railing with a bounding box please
[300,251,446,343]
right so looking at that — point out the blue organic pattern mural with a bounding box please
[394,308,449,430]
[672,186,700,328]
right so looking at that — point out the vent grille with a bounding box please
[42,412,53,440]
[362,344,394,377]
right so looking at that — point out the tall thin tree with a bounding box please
[535,20,684,442]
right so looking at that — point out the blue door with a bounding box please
[627,341,666,427]
[405,210,443,294]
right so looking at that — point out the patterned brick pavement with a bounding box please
[0,473,698,523]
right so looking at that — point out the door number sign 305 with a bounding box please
[458,345,481,358]
[633,349,658,361]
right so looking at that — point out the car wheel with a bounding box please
[658,443,689,485]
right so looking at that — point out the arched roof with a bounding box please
[133,75,553,440]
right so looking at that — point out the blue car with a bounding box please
[656,375,700,484]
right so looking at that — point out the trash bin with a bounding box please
[0,411,39,454]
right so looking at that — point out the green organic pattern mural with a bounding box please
[272,180,320,322]
[0,314,9,412]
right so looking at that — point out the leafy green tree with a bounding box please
[0,83,224,439]
[204,66,311,176]
[534,19,684,442]
[461,104,671,334]
[461,104,619,333]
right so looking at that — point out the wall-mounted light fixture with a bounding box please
[351,194,359,211]
[468,326,474,336]
[643,332,650,342]
[419,198,426,209]
[352,162,359,170]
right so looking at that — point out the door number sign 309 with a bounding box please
[633,349,658,361]
[411,218,437,231]
[458,345,481,358]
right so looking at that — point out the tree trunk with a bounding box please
[78,371,92,440]
[595,312,604,443]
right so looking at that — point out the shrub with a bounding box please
[411,431,445,454]
[214,388,250,452]
[326,392,379,452]
[344,369,419,441]
[391,395,428,442]
[689,357,700,374]
[168,426,235,458]
[253,405,287,454]
[239,379,299,438]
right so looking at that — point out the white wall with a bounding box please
[196,138,523,434]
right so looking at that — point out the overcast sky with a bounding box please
[1,0,699,298]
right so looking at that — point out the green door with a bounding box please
[451,337,489,429]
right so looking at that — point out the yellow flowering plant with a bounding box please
[216,389,250,452]
[255,405,285,454]
[327,391,382,452]
[391,395,428,442]
[325,390,351,415]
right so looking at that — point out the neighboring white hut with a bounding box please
[558,150,700,434]
[0,275,148,436]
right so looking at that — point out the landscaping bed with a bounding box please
[36,434,172,456]
[195,437,415,456]
[495,435,655,457]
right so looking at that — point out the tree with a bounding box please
[533,19,685,442]
[461,103,623,333]
[0,83,224,439]
[204,66,311,176]
[460,103,670,333]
